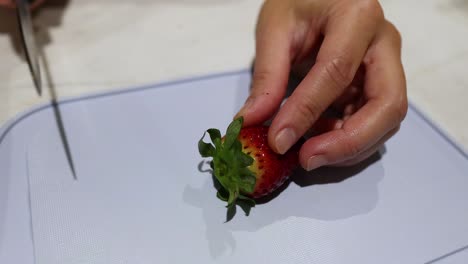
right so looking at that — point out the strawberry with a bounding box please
[198,116,300,216]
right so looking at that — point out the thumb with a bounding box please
[235,6,292,127]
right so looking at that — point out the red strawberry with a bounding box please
[198,116,300,216]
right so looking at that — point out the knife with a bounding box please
[15,0,42,95]
[15,0,77,178]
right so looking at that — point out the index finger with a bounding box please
[234,0,294,127]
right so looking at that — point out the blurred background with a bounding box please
[0,0,467,149]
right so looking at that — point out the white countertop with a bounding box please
[1,0,467,149]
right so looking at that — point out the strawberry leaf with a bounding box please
[224,117,243,149]
[232,140,242,153]
[207,128,221,140]
[238,201,252,216]
[226,204,237,222]
[206,128,221,145]
[198,132,215,157]
[216,190,228,202]
[238,194,255,216]
[239,194,256,204]
[239,181,255,194]
[238,152,254,167]
[240,171,256,184]
[237,199,255,216]
[239,168,256,187]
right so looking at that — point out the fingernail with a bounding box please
[235,97,255,118]
[275,128,296,154]
[306,155,327,171]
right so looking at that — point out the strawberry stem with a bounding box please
[227,188,239,208]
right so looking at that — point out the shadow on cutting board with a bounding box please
[184,150,384,259]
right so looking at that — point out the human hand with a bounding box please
[0,0,45,9]
[236,0,407,171]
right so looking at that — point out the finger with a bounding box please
[331,85,361,114]
[331,126,399,167]
[331,65,365,111]
[0,0,45,9]
[0,0,13,7]
[268,1,384,154]
[234,1,294,127]
[299,21,407,171]
[342,95,366,121]
[305,117,343,138]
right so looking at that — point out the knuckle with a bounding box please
[385,96,408,124]
[356,0,384,21]
[322,57,354,89]
[253,69,270,84]
[397,99,409,123]
[342,136,363,159]
[294,97,323,124]
[252,69,272,91]
[385,21,403,48]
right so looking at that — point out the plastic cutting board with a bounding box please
[0,70,467,264]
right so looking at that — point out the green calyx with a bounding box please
[198,117,257,217]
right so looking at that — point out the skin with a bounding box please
[235,0,407,171]
[0,0,45,9]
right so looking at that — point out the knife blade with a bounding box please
[15,0,42,95]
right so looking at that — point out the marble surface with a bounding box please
[0,0,467,149]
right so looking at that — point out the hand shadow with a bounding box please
[184,149,385,259]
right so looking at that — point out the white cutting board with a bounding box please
[0,70,467,264]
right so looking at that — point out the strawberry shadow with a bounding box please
[184,149,385,259]
[183,164,237,259]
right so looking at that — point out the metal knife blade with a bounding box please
[15,0,42,95]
